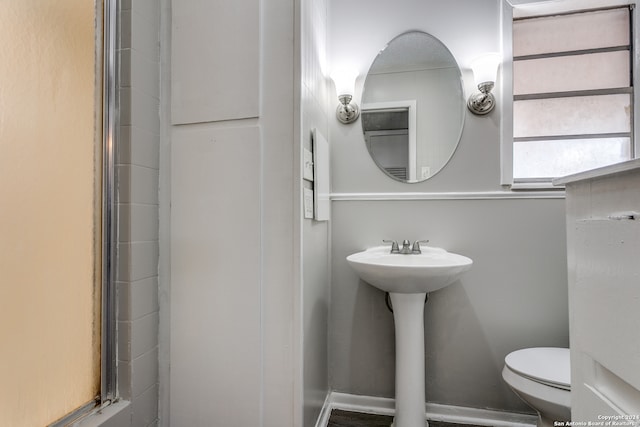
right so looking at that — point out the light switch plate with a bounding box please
[303,188,314,219]
[303,148,314,181]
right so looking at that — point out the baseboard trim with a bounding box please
[318,391,538,427]
[314,392,334,427]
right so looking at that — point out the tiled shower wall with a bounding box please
[114,1,160,426]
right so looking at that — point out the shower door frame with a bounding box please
[101,0,118,405]
[48,0,118,424]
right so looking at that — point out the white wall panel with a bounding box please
[170,126,262,426]
[171,0,259,124]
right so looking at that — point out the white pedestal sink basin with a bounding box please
[347,245,472,427]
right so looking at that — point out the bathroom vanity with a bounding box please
[555,159,640,422]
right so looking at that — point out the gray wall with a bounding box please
[300,0,331,425]
[328,0,569,414]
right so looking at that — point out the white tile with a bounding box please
[131,312,159,359]
[117,281,131,321]
[130,49,160,99]
[119,10,132,50]
[130,89,160,135]
[130,126,160,169]
[129,241,159,281]
[117,242,131,282]
[130,164,159,206]
[117,241,158,282]
[118,359,132,400]
[131,9,159,63]
[118,126,160,170]
[131,203,159,242]
[131,383,158,427]
[119,278,158,321]
[130,277,159,320]
[115,164,131,204]
[118,126,132,165]
[132,347,158,398]
[118,320,132,362]
[120,0,131,11]
[118,203,133,243]
[118,203,159,243]
[131,0,160,27]
[119,88,132,126]
[120,88,160,135]
[119,49,132,88]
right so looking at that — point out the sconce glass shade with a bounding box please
[331,69,360,124]
[331,68,358,97]
[470,53,501,86]
[468,53,501,115]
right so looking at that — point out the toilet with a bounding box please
[502,347,571,427]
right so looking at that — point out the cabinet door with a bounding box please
[572,219,640,422]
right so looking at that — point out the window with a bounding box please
[510,6,634,186]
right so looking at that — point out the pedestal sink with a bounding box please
[346,245,472,427]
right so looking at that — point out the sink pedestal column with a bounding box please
[389,292,428,427]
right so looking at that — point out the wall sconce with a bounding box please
[331,69,360,124]
[467,53,501,115]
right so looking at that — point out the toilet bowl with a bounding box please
[502,347,571,427]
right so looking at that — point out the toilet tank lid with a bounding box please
[505,347,570,389]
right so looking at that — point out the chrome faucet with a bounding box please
[383,240,400,253]
[411,240,429,254]
[383,239,429,254]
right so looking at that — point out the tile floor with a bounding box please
[327,409,487,427]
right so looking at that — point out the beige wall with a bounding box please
[0,1,100,426]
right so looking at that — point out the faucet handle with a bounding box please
[411,240,430,254]
[383,240,400,253]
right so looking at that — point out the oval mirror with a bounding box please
[361,31,465,183]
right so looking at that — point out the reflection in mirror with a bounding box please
[361,31,465,183]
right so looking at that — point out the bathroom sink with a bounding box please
[347,244,472,426]
[346,245,472,294]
